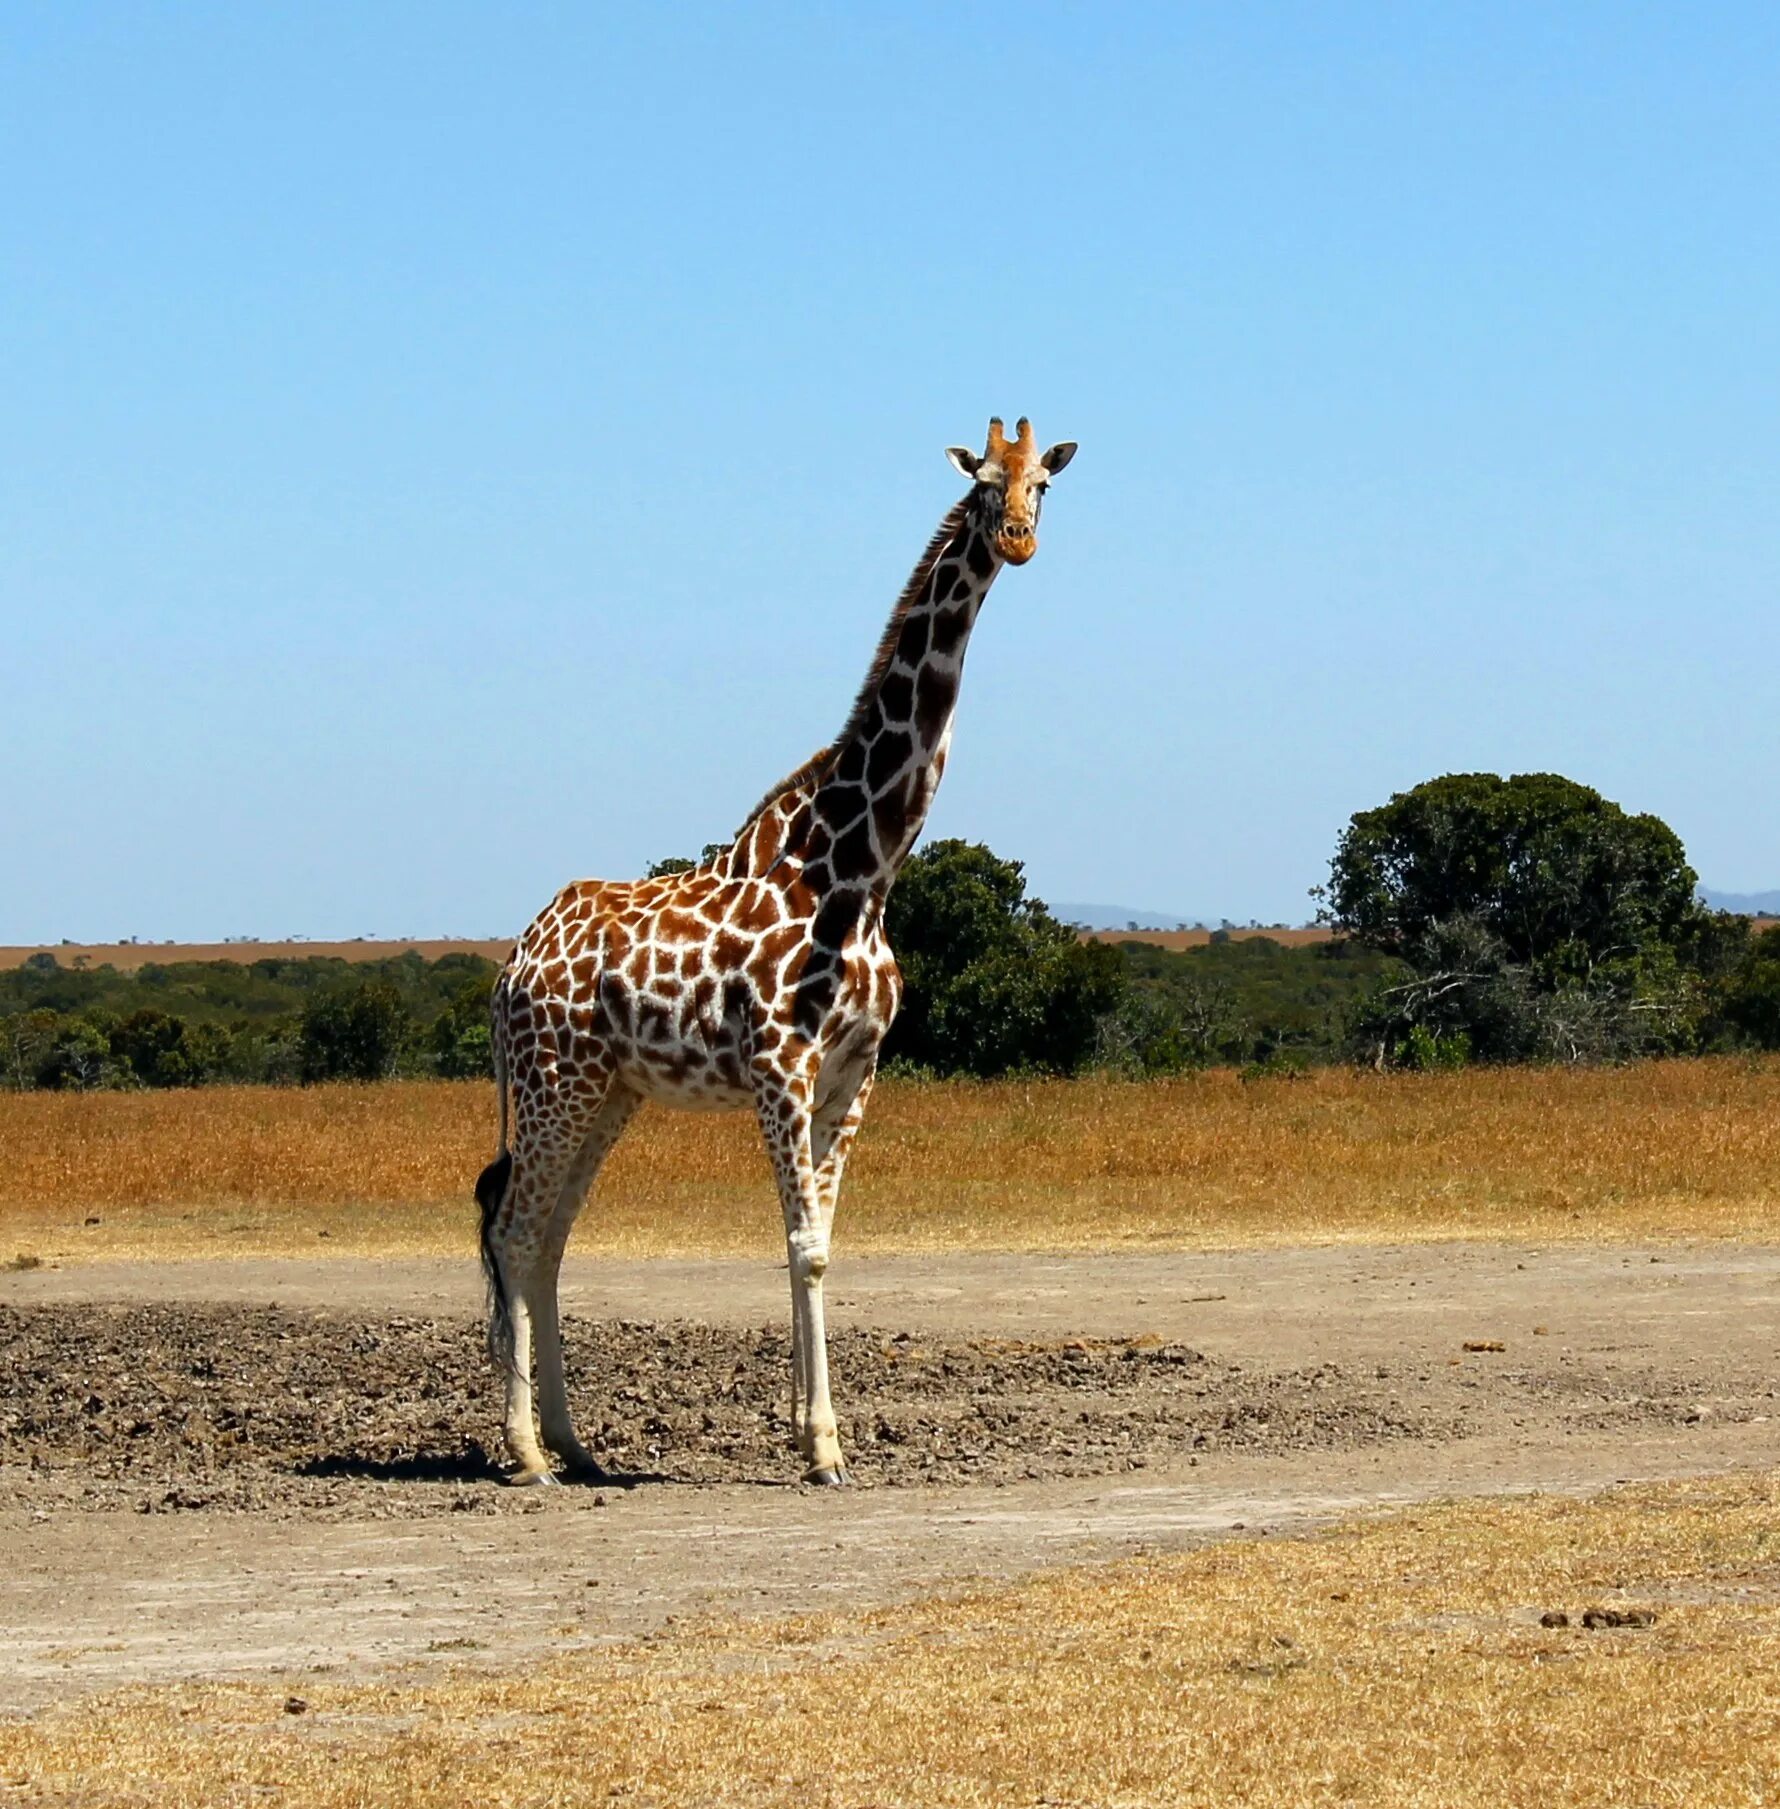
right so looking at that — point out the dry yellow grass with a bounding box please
[3,1057,1779,1262]
[5,1470,1776,1806]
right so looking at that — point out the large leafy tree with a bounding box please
[1325,772,1703,980]
[1322,773,1724,1063]
[884,840,1127,1076]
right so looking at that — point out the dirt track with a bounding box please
[2,1243,1777,1710]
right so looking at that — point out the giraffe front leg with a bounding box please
[787,1217,845,1484]
[796,1062,876,1484]
[758,1072,848,1484]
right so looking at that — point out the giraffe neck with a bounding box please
[801,505,1001,896]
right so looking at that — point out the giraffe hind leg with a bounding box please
[481,1134,585,1485]
[533,1089,639,1479]
[475,1149,553,1483]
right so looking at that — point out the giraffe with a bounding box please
[476,416,1077,1485]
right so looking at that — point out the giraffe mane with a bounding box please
[729,495,974,836]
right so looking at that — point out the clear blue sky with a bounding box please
[6,4,1777,942]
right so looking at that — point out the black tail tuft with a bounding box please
[474,1150,515,1369]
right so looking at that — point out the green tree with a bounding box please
[1322,773,1720,1063]
[2,1009,74,1090]
[647,844,728,878]
[1722,923,1780,1049]
[223,1016,304,1086]
[31,1015,120,1090]
[884,840,1127,1076]
[298,981,412,1083]
[110,1008,228,1087]
[430,976,496,1078]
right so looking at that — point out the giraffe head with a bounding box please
[946,416,1077,566]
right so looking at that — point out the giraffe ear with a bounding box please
[946,446,983,478]
[1040,441,1078,475]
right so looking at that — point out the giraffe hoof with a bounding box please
[803,1464,851,1487]
[562,1457,613,1485]
[508,1466,560,1489]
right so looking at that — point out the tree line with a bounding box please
[6,772,1778,1090]
[1,951,496,1091]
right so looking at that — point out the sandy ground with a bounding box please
[2,1241,1776,1712]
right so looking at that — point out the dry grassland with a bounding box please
[2,1057,1778,1261]
[0,930,1325,969]
[5,1469,1775,1807]
[7,923,1776,968]
[1083,923,1334,949]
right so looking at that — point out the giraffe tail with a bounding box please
[475,969,517,1371]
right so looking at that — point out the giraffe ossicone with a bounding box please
[476,415,1077,1485]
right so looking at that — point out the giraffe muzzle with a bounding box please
[997,523,1037,564]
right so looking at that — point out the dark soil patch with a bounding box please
[0,1305,1463,1516]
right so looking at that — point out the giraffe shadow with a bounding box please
[292,1449,504,1486]
[290,1450,672,1490]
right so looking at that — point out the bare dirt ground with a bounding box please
[2,1242,1776,1712]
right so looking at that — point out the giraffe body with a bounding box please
[478,418,1075,1484]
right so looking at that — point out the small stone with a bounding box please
[1539,1610,1569,1628]
[283,1696,309,1715]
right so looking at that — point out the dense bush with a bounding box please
[1720,923,1780,1049]
[883,840,1128,1077]
[110,1008,232,1088]
[430,978,496,1079]
[1101,934,1400,1071]
[32,1015,118,1090]
[297,981,412,1083]
[0,952,502,1089]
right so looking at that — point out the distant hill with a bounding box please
[1052,901,1207,931]
[0,937,514,973]
[1700,888,1780,915]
